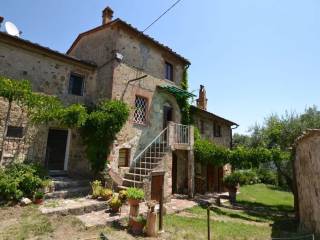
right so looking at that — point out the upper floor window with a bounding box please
[133,96,148,125]
[68,73,84,96]
[213,122,222,137]
[200,120,205,134]
[119,148,130,167]
[165,62,173,81]
[6,126,24,138]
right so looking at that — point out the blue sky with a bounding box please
[2,0,320,134]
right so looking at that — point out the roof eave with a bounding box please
[191,105,239,127]
[0,32,96,70]
[67,18,191,65]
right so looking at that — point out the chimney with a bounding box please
[196,85,208,110]
[102,7,114,25]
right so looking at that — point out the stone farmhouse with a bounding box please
[0,7,237,199]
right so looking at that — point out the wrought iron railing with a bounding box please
[173,123,190,144]
[130,127,169,187]
[129,122,192,187]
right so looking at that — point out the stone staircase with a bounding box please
[45,176,91,199]
[121,128,170,189]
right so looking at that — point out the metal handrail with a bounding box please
[130,127,168,168]
[129,123,190,188]
[131,127,168,187]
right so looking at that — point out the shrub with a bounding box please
[223,172,242,188]
[257,168,277,185]
[34,191,44,199]
[109,196,122,209]
[238,170,260,185]
[118,190,128,203]
[0,163,47,201]
[91,180,102,199]
[100,188,113,201]
[127,187,145,200]
[136,214,147,225]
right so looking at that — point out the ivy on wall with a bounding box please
[81,100,130,174]
[176,68,192,125]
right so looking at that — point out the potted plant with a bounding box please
[130,214,146,235]
[34,191,44,204]
[127,187,144,206]
[109,196,122,213]
[118,189,128,203]
[91,180,103,199]
[42,179,54,193]
[100,188,113,201]
[223,172,241,204]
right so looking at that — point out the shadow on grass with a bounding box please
[236,199,294,213]
[210,206,267,223]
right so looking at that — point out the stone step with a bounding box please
[129,167,151,175]
[52,178,90,191]
[45,186,91,199]
[40,197,108,216]
[49,170,68,177]
[143,151,166,158]
[140,156,163,163]
[124,172,148,181]
[122,178,143,188]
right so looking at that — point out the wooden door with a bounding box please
[45,129,68,170]
[163,106,173,129]
[207,164,215,192]
[172,153,177,194]
[151,174,164,202]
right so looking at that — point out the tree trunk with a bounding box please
[0,101,12,164]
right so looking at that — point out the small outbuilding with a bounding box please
[294,129,320,236]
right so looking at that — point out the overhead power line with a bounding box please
[143,0,183,33]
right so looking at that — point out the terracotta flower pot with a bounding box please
[130,219,144,235]
[111,206,120,213]
[34,198,44,205]
[128,198,141,206]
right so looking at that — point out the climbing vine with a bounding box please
[81,100,130,174]
[176,68,192,125]
[194,135,290,170]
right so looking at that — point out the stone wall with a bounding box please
[0,40,96,176]
[294,129,320,236]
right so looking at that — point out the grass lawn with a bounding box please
[237,184,294,212]
[0,184,308,240]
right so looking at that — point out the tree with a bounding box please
[234,106,320,219]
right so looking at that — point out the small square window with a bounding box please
[165,62,173,81]
[6,126,23,138]
[213,122,222,137]
[133,96,148,124]
[119,148,130,167]
[68,73,84,96]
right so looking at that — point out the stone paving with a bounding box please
[39,197,107,215]
[76,197,198,228]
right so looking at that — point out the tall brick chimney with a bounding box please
[102,7,114,25]
[196,85,208,110]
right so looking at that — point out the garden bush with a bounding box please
[0,163,48,201]
[256,168,277,185]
